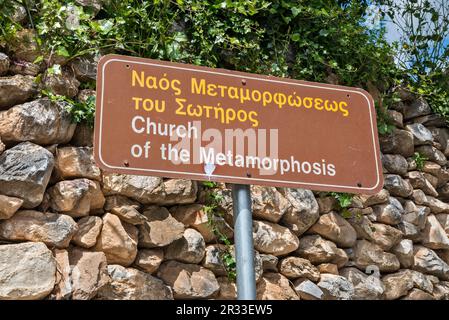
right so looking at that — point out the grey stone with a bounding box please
[0,242,56,300]
[0,75,37,109]
[405,123,433,145]
[103,173,197,205]
[383,174,413,198]
[352,240,400,272]
[293,279,324,300]
[0,98,76,145]
[340,267,384,300]
[0,210,78,248]
[317,274,354,300]
[404,98,432,120]
[0,142,54,208]
[415,145,447,166]
[379,129,414,157]
[165,228,206,264]
[413,246,449,280]
[381,154,408,176]
[98,265,173,300]
[278,188,319,236]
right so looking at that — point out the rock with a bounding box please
[48,179,104,217]
[383,174,413,197]
[0,210,77,248]
[72,216,102,248]
[382,269,433,300]
[352,240,400,272]
[340,267,384,300]
[407,171,438,197]
[433,282,449,300]
[170,204,233,242]
[103,173,197,205]
[70,55,98,81]
[421,215,449,249]
[138,206,185,248]
[422,161,449,186]
[379,129,414,157]
[352,189,389,208]
[413,114,446,127]
[435,214,449,234]
[316,196,337,213]
[158,261,219,299]
[75,0,102,15]
[106,196,147,225]
[253,220,299,256]
[8,60,40,76]
[50,249,71,300]
[0,75,37,110]
[278,188,319,236]
[413,246,449,280]
[402,288,435,300]
[415,145,447,166]
[256,273,299,300]
[372,198,403,225]
[0,194,23,219]
[134,249,164,274]
[387,109,403,128]
[70,122,94,147]
[431,127,449,155]
[0,138,4,155]
[165,228,205,264]
[423,172,439,189]
[0,142,54,208]
[404,98,432,119]
[279,257,320,281]
[293,279,324,300]
[317,274,354,300]
[7,29,41,62]
[260,254,278,272]
[349,216,402,250]
[405,123,433,145]
[251,186,289,222]
[55,147,100,181]
[381,154,408,176]
[0,242,56,300]
[398,221,421,241]
[201,244,226,276]
[297,235,347,267]
[0,53,9,75]
[308,212,357,247]
[94,213,138,266]
[0,98,76,144]
[98,264,173,300]
[391,239,414,268]
[201,245,263,281]
[403,202,429,230]
[216,277,237,300]
[69,247,109,300]
[317,263,339,275]
[382,270,414,299]
[425,195,449,214]
[43,69,80,98]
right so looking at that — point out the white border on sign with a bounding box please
[97,58,381,191]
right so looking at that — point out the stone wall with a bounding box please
[1,30,449,301]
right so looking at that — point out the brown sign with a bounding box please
[94,54,383,194]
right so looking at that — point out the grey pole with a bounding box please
[232,183,256,300]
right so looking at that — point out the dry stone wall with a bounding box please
[1,29,449,301]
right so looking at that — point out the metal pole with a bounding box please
[232,183,256,300]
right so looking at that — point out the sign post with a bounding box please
[94,54,384,300]
[232,184,256,300]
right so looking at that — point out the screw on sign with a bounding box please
[94,54,383,300]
